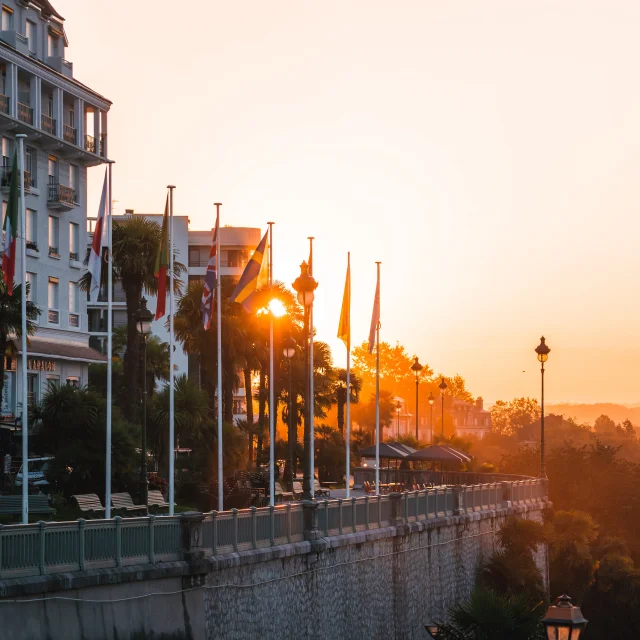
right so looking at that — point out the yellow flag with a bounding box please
[338,254,350,347]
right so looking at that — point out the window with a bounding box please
[68,281,79,327]
[47,33,57,57]
[66,377,79,387]
[68,109,74,128]
[27,373,38,405]
[26,271,36,303]
[48,155,57,184]
[69,222,79,260]
[46,94,53,117]
[2,137,10,167]
[48,215,59,257]
[26,20,36,53]
[26,209,37,248]
[47,276,59,323]
[26,147,36,187]
[46,375,60,390]
[69,164,78,200]
[0,63,6,96]
[1,5,13,31]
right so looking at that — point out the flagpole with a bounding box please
[308,236,314,497]
[345,252,351,499]
[16,134,27,524]
[167,185,176,515]
[215,203,223,511]
[268,221,275,507]
[375,261,381,497]
[106,160,114,519]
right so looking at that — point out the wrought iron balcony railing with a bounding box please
[69,251,79,261]
[1,168,31,191]
[41,113,56,135]
[100,133,106,156]
[26,241,38,252]
[48,246,59,258]
[47,183,75,208]
[84,134,95,153]
[17,102,33,125]
[0,94,8,115]
[64,124,77,144]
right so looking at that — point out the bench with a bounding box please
[148,490,170,510]
[292,482,303,499]
[313,479,330,498]
[111,492,146,513]
[274,482,293,503]
[73,493,106,516]
[0,494,55,516]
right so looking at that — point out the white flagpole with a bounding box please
[17,134,27,524]
[215,203,223,511]
[308,236,314,497]
[106,161,114,518]
[168,185,176,515]
[268,221,275,507]
[345,252,351,499]
[375,261,381,497]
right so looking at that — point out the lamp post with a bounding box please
[438,377,447,437]
[542,594,588,639]
[411,356,423,440]
[396,400,401,438]
[292,261,318,500]
[428,392,435,443]
[424,623,440,639]
[535,336,550,479]
[135,297,153,512]
[282,335,297,488]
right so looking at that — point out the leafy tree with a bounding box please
[593,414,616,433]
[0,274,40,403]
[490,397,541,436]
[351,389,396,444]
[436,373,475,404]
[352,340,419,387]
[314,425,346,483]
[332,368,362,438]
[622,419,635,438]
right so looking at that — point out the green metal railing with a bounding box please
[0,479,546,580]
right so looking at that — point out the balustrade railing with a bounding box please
[0,94,8,115]
[17,102,33,125]
[84,134,95,153]
[47,182,75,207]
[63,124,77,144]
[0,479,547,581]
[41,113,56,135]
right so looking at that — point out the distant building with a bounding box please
[452,397,491,439]
[86,211,260,424]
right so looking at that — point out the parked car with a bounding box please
[15,457,54,488]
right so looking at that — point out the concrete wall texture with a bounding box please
[0,502,548,640]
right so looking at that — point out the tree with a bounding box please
[0,274,40,403]
[436,373,474,404]
[332,368,362,437]
[352,340,418,387]
[623,419,636,438]
[351,389,396,443]
[593,414,616,434]
[490,397,541,436]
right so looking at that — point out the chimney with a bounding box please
[475,397,483,411]
[125,209,134,215]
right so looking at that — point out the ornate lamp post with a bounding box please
[428,392,435,443]
[282,335,297,488]
[535,336,550,478]
[292,261,318,500]
[542,594,588,639]
[411,356,423,440]
[135,297,153,512]
[438,377,447,437]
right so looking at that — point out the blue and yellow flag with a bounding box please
[230,230,269,313]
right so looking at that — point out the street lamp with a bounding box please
[396,400,402,438]
[292,261,318,500]
[424,623,440,639]
[283,335,297,488]
[135,297,153,512]
[428,392,435,443]
[411,356,423,440]
[535,336,550,478]
[542,594,588,639]
[438,377,447,438]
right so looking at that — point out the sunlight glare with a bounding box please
[269,299,287,318]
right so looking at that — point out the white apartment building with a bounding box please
[87,211,261,422]
[0,0,110,420]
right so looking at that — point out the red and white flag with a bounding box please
[89,170,108,303]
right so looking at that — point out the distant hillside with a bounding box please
[547,403,640,427]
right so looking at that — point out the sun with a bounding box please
[269,298,287,318]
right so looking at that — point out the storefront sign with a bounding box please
[27,359,56,372]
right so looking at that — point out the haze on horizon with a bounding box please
[59,0,640,406]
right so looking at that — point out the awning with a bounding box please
[360,442,417,460]
[12,338,107,364]
[407,445,472,463]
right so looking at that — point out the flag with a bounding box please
[1,152,19,295]
[338,257,350,346]
[88,169,108,303]
[200,212,219,330]
[230,230,269,313]
[368,270,380,354]
[154,196,169,320]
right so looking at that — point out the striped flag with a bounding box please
[1,152,19,295]
[368,267,380,354]
[200,211,219,330]
[88,169,108,303]
[230,230,269,313]
[154,196,169,320]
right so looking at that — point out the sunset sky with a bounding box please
[60,0,640,405]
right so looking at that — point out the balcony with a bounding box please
[84,134,95,153]
[100,133,107,156]
[0,95,8,115]
[1,168,31,192]
[17,102,33,125]
[41,113,56,135]
[47,183,75,210]
[63,124,77,145]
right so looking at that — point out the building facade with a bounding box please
[0,0,110,421]
[86,211,261,423]
[452,397,491,439]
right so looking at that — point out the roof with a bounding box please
[33,0,64,21]
[13,337,107,364]
[360,442,416,459]
[407,445,472,463]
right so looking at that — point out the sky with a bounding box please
[58,0,640,405]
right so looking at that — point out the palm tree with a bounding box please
[81,215,184,422]
[333,368,362,437]
[0,273,40,404]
